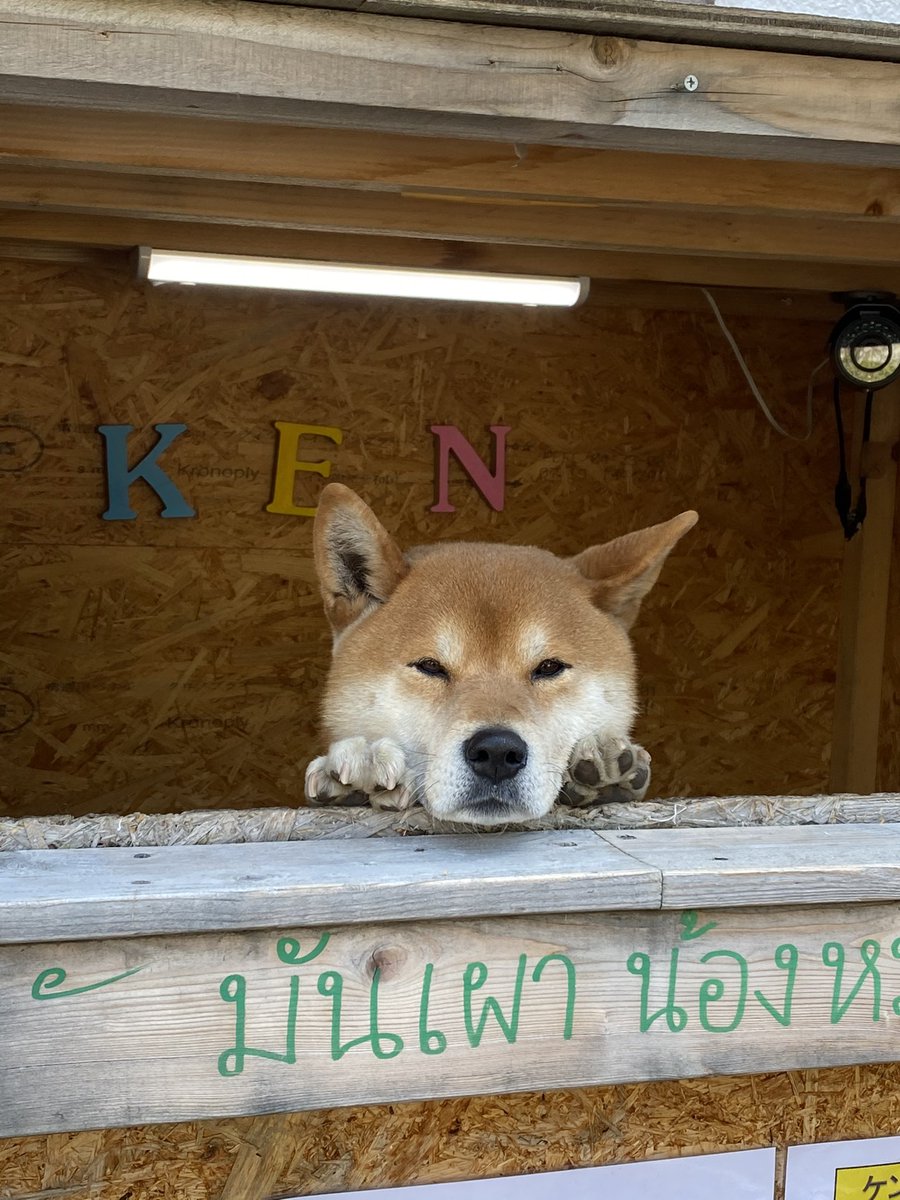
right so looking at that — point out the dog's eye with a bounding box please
[409,658,450,680]
[531,658,571,681]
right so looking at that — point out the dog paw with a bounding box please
[560,736,651,807]
[305,737,411,808]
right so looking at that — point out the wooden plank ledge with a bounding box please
[0,830,659,943]
[5,825,900,1135]
[604,825,900,910]
[5,810,900,1136]
[4,823,900,945]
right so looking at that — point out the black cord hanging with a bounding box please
[833,378,874,541]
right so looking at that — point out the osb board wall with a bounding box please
[0,259,851,818]
[3,1067,900,1200]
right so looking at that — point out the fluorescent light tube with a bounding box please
[137,248,589,308]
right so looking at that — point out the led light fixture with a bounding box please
[137,247,589,308]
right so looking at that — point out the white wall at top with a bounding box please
[714,0,899,21]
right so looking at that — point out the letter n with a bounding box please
[431,424,509,514]
[98,424,195,521]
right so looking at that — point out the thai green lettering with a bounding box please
[891,937,900,1016]
[822,938,881,1023]
[463,955,528,1047]
[698,950,748,1033]
[318,968,404,1061]
[532,952,577,1040]
[218,933,330,1077]
[418,963,448,1055]
[754,944,799,1027]
[625,948,689,1033]
[31,964,144,1000]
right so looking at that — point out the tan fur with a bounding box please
[307,484,697,826]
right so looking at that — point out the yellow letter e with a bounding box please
[265,421,343,518]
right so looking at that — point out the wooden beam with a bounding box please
[2,104,899,222]
[5,824,900,944]
[6,886,900,1134]
[259,0,900,62]
[0,164,897,266]
[1,210,897,295]
[0,1,898,166]
[830,378,900,794]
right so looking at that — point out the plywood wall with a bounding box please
[5,1067,900,1200]
[0,260,854,817]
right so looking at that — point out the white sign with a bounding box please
[787,1136,900,1200]
[300,1148,776,1200]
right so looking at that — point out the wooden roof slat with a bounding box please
[0,164,898,267]
[2,105,899,223]
[2,210,897,295]
[0,0,898,166]
[254,0,900,62]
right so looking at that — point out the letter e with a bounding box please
[266,422,344,518]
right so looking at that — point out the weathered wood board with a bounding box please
[257,0,900,62]
[4,901,900,1137]
[6,825,900,943]
[1,0,899,165]
[0,830,662,943]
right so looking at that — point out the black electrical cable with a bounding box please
[833,378,874,541]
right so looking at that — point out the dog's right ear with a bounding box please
[313,483,408,634]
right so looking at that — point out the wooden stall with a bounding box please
[2,0,900,1197]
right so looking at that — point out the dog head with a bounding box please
[313,484,696,825]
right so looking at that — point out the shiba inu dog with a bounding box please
[305,483,697,826]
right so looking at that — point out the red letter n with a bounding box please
[431,424,510,514]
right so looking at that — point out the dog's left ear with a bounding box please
[570,511,698,629]
[313,483,409,634]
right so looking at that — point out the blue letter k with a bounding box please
[99,423,196,521]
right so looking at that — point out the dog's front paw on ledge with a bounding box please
[304,737,415,810]
[560,736,652,807]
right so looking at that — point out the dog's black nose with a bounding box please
[464,727,528,782]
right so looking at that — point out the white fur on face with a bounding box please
[327,667,636,825]
[517,623,550,666]
[433,627,464,671]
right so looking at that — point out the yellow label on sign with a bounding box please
[834,1162,900,1199]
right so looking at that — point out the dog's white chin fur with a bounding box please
[417,755,560,825]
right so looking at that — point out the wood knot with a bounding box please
[591,36,628,70]
[865,199,884,217]
[367,947,407,982]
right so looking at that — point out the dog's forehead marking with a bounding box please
[518,623,550,663]
[434,626,464,665]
